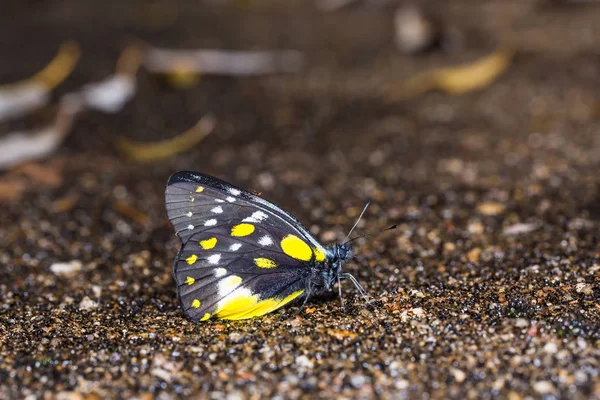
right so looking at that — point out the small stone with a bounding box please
[349,374,367,388]
[55,392,84,400]
[228,332,243,343]
[507,392,522,400]
[327,328,358,341]
[533,381,555,394]
[395,379,410,390]
[443,242,456,252]
[410,290,425,298]
[450,368,466,383]
[515,318,529,328]
[467,248,481,263]
[400,308,426,322]
[543,342,558,354]
[575,283,593,295]
[295,355,314,369]
[50,260,82,277]
[476,202,506,216]
[78,296,98,310]
[502,222,539,236]
[467,221,484,235]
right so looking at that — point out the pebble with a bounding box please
[533,381,555,394]
[450,368,467,383]
[476,202,506,216]
[78,296,98,310]
[295,355,314,369]
[502,223,539,236]
[50,260,82,277]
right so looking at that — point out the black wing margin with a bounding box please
[166,171,328,253]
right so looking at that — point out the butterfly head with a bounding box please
[314,242,353,291]
[329,242,354,269]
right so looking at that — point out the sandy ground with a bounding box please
[1,0,599,398]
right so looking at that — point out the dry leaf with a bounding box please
[52,193,80,212]
[0,41,80,121]
[80,45,142,113]
[389,45,514,100]
[0,180,27,201]
[114,201,150,225]
[12,161,64,187]
[0,101,79,169]
[116,115,215,161]
[145,47,304,77]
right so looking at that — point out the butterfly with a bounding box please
[165,171,372,321]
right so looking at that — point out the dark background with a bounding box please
[1,0,599,398]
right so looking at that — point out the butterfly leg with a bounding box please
[341,273,370,303]
[338,272,345,311]
[301,281,314,307]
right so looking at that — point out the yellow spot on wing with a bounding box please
[191,299,201,308]
[195,186,204,192]
[280,235,312,261]
[215,289,305,320]
[185,276,195,285]
[200,237,217,250]
[200,313,210,321]
[254,257,278,269]
[231,223,255,237]
[186,254,198,265]
[314,247,326,262]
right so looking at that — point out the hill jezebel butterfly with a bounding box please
[165,171,369,321]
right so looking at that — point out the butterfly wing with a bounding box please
[165,171,329,321]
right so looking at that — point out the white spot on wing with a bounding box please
[207,254,221,265]
[218,285,252,305]
[243,211,269,223]
[204,219,217,226]
[215,199,225,203]
[228,188,241,196]
[229,243,242,251]
[218,275,244,295]
[215,268,227,278]
[258,235,273,246]
[211,206,223,214]
[226,196,236,203]
[187,224,194,230]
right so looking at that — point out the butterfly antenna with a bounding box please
[344,224,398,245]
[343,202,370,244]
